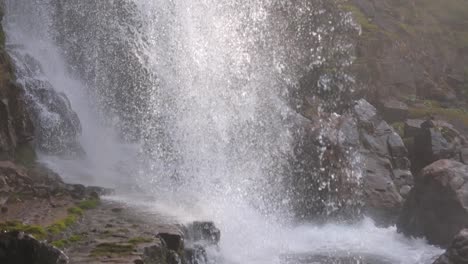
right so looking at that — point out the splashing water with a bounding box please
[2,0,443,263]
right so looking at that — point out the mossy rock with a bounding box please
[90,243,135,257]
[391,122,405,137]
[0,221,47,240]
[77,198,100,210]
[128,237,153,245]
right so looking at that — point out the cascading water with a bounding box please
[2,0,443,263]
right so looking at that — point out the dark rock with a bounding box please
[185,221,220,245]
[185,245,207,264]
[157,232,184,253]
[291,99,413,226]
[7,49,83,157]
[0,231,68,264]
[381,98,409,123]
[167,250,181,264]
[133,259,144,264]
[413,128,457,171]
[143,241,168,264]
[111,208,123,213]
[1,207,7,213]
[362,153,403,226]
[67,184,86,200]
[460,148,468,165]
[397,160,468,246]
[404,119,424,138]
[433,229,468,264]
[85,186,114,196]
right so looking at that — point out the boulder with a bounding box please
[157,232,184,253]
[185,221,220,245]
[0,231,68,264]
[413,128,458,171]
[404,119,424,138]
[433,229,468,264]
[362,152,403,225]
[291,99,414,225]
[353,100,412,226]
[380,98,409,123]
[397,159,468,246]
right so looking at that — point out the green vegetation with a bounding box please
[47,214,77,235]
[77,198,100,210]
[51,234,84,249]
[128,237,153,245]
[409,106,468,127]
[67,207,84,216]
[0,221,47,240]
[90,243,135,257]
[391,122,404,137]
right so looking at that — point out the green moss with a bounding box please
[391,122,404,137]
[51,234,83,249]
[90,243,135,257]
[77,198,100,210]
[47,215,77,235]
[128,237,153,245]
[0,221,47,240]
[67,207,84,216]
[409,106,468,127]
[69,234,83,242]
[51,240,67,248]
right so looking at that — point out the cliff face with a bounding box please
[0,8,35,163]
[345,0,468,106]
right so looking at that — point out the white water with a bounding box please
[3,0,443,263]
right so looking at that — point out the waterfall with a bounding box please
[2,0,443,263]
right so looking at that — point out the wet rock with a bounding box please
[362,153,403,226]
[380,98,409,123]
[398,159,468,246]
[404,119,423,138]
[185,245,207,264]
[413,128,457,171]
[8,48,83,157]
[433,229,468,264]
[67,184,86,200]
[143,241,168,264]
[393,170,414,189]
[292,99,413,225]
[353,100,412,226]
[185,221,220,245]
[157,232,184,253]
[0,231,68,264]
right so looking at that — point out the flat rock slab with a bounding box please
[64,199,180,264]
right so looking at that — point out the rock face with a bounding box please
[8,49,83,157]
[0,14,35,161]
[433,229,468,264]
[0,231,68,264]
[397,159,468,246]
[348,0,468,107]
[380,98,409,123]
[291,99,413,225]
[353,99,413,226]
